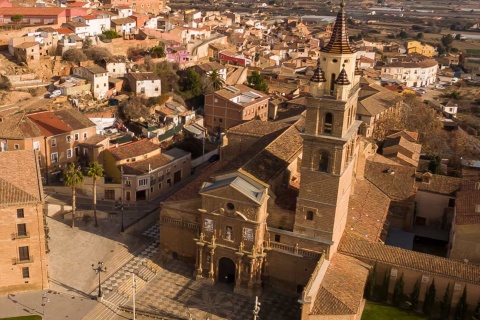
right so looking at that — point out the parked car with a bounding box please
[417,89,426,94]
[451,77,459,83]
[435,84,445,90]
[49,90,61,98]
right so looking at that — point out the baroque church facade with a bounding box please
[160,1,372,318]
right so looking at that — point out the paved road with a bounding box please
[0,95,47,117]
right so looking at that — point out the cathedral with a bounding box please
[159,1,375,318]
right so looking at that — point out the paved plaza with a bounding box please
[118,258,301,320]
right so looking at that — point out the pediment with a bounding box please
[201,184,261,206]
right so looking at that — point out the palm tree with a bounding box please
[87,162,104,228]
[208,69,225,91]
[63,162,84,228]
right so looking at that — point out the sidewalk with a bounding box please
[0,290,96,320]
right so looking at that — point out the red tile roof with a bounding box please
[27,111,73,136]
[108,139,159,161]
[0,7,66,16]
[455,180,480,225]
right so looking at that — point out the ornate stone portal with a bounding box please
[193,173,269,296]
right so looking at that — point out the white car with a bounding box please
[451,77,459,83]
[435,84,445,90]
[49,90,61,98]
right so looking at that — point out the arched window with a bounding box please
[306,211,314,221]
[318,150,329,172]
[330,73,336,94]
[324,113,333,134]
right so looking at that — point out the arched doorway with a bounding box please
[218,257,236,285]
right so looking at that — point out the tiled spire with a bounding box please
[335,66,351,85]
[310,59,326,82]
[321,0,357,54]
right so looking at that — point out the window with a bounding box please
[83,148,88,155]
[83,132,87,139]
[33,141,40,150]
[22,267,30,279]
[18,246,30,261]
[274,234,281,242]
[139,178,148,186]
[51,152,58,163]
[306,211,314,221]
[166,168,171,174]
[226,202,235,212]
[74,147,80,157]
[323,113,333,134]
[448,198,455,208]
[51,139,57,147]
[66,135,72,143]
[17,208,24,218]
[318,151,329,173]
[67,148,72,158]
[167,178,172,186]
[158,171,164,181]
[17,223,27,236]
[14,144,19,150]
[150,187,154,193]
[158,182,162,189]
[74,133,79,141]
[125,180,131,186]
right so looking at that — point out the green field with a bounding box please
[0,316,42,320]
[362,302,427,320]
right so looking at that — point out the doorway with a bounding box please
[136,190,146,201]
[218,257,236,285]
[174,170,182,184]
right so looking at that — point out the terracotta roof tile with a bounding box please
[122,153,172,175]
[311,253,369,315]
[79,134,109,147]
[0,150,42,208]
[347,179,390,242]
[339,234,480,284]
[227,120,289,137]
[0,113,43,139]
[455,180,480,225]
[320,2,356,55]
[0,7,66,16]
[108,139,159,161]
[27,111,73,136]
[415,173,461,196]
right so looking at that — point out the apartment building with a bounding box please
[0,150,48,294]
[204,84,270,133]
[103,139,191,201]
[0,109,97,183]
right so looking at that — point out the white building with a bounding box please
[381,59,438,87]
[103,56,130,78]
[127,72,161,98]
[72,14,111,36]
[111,18,136,35]
[73,66,109,99]
[62,21,91,39]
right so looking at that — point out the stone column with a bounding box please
[195,245,204,279]
[208,248,215,281]
[248,258,255,290]
[256,258,263,282]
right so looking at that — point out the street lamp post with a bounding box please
[253,296,261,320]
[92,261,107,298]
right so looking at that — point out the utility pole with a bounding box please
[253,296,261,320]
[132,273,137,320]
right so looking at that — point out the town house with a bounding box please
[127,72,161,98]
[73,66,109,99]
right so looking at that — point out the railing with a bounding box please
[11,232,30,240]
[13,256,34,264]
[269,242,321,260]
[161,216,199,231]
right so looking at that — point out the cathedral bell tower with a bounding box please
[294,0,362,258]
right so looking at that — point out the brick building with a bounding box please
[0,150,48,294]
[204,84,270,133]
[0,109,98,183]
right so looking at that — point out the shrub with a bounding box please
[62,49,87,63]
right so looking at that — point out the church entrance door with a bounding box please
[218,257,236,285]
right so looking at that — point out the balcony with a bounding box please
[11,232,30,240]
[13,256,34,264]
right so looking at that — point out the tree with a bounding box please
[472,298,480,320]
[207,69,225,91]
[364,263,376,300]
[440,283,452,320]
[247,71,269,93]
[455,33,462,40]
[441,34,454,52]
[373,111,405,141]
[103,30,120,40]
[180,68,203,97]
[381,267,391,302]
[87,162,104,228]
[150,45,166,58]
[410,278,421,311]
[10,14,23,24]
[428,156,442,174]
[84,47,113,63]
[63,162,84,229]
[423,279,436,316]
[82,37,93,49]
[416,32,424,40]
[449,130,477,170]
[392,272,405,307]
[122,96,151,120]
[397,30,408,39]
[455,286,468,320]
[150,61,180,94]
[62,49,88,64]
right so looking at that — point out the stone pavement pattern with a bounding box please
[119,258,301,320]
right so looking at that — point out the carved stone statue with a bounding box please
[211,234,216,246]
[199,232,204,242]
[225,226,233,241]
[239,241,244,253]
